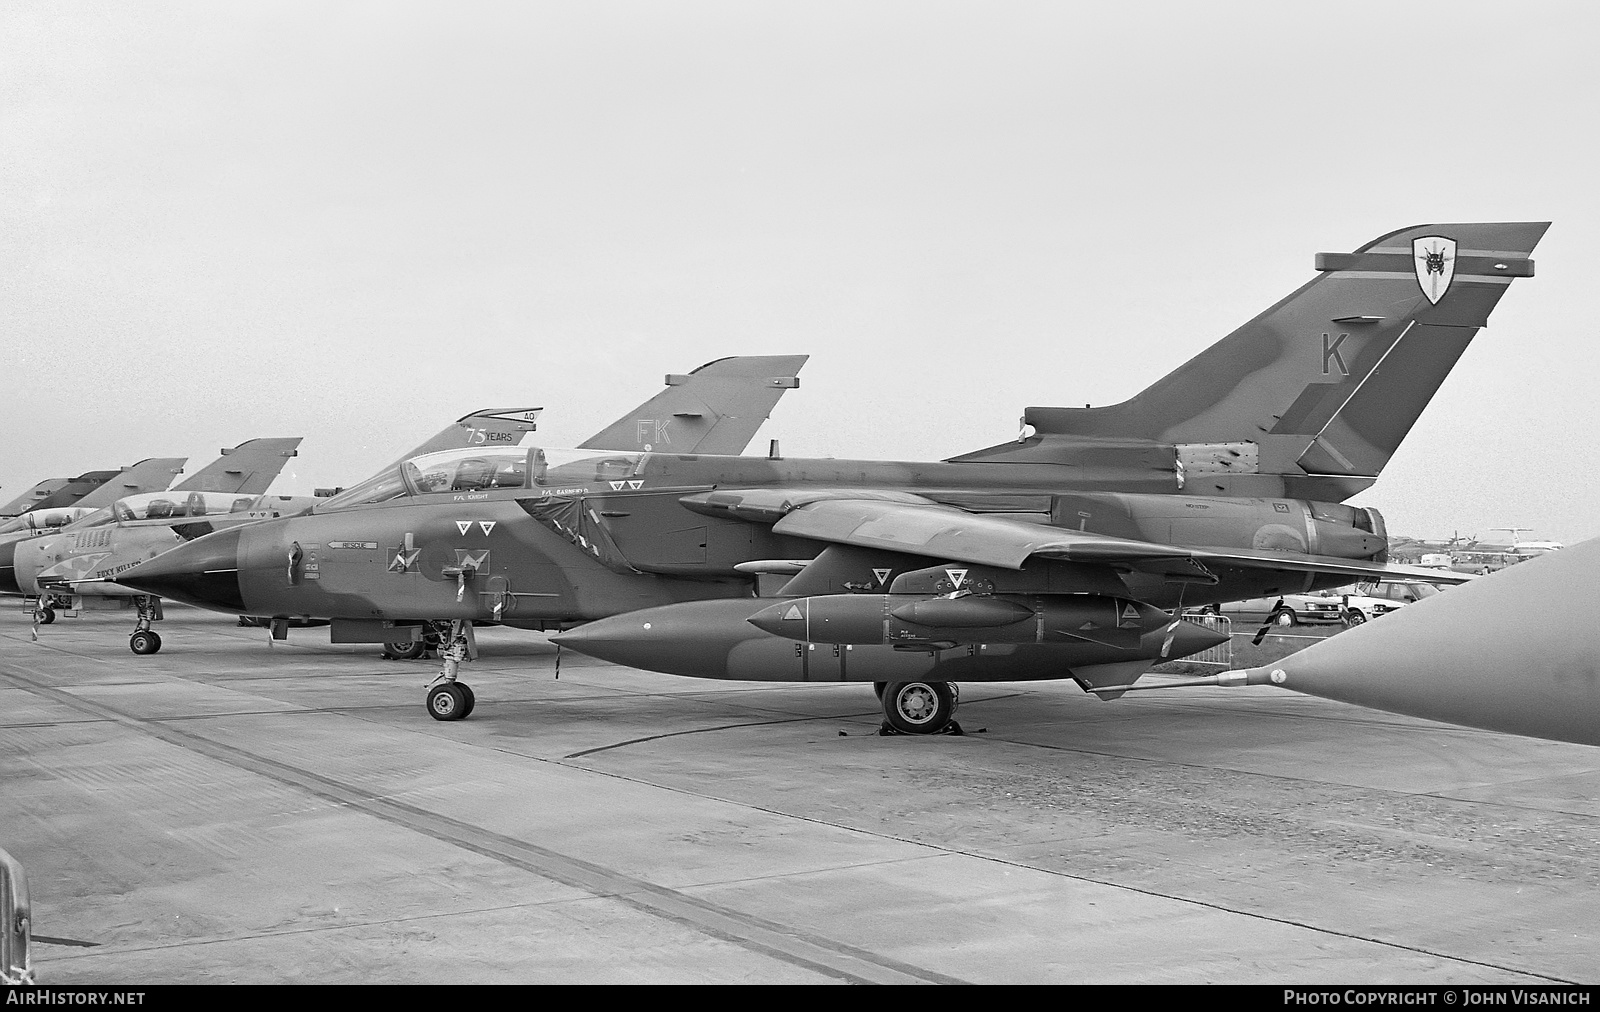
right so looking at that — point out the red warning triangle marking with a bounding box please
[782,604,803,620]
[872,568,891,585]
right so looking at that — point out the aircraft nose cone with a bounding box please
[0,540,18,595]
[115,526,247,612]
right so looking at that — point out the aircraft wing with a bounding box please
[684,490,1470,585]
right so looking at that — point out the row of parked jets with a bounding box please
[3,221,1593,748]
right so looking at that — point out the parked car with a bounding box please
[1216,591,1346,627]
[1339,580,1440,624]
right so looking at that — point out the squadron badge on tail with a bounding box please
[1413,235,1457,304]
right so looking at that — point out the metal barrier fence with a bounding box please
[1,846,32,984]
[1178,613,1234,667]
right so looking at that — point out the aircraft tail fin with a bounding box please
[0,471,124,515]
[0,480,73,518]
[388,408,545,467]
[579,355,807,455]
[954,223,1549,499]
[173,437,303,495]
[74,457,188,508]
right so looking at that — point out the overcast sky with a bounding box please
[3,1,1596,544]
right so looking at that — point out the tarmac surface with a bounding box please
[3,606,1598,984]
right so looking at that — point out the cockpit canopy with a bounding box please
[317,447,648,511]
[60,491,268,531]
[0,507,95,535]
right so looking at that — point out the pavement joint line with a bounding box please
[0,659,964,986]
[561,711,885,759]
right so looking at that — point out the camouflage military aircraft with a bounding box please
[1132,537,1600,748]
[0,456,188,542]
[0,460,186,521]
[116,223,1544,732]
[0,438,304,650]
[30,356,806,656]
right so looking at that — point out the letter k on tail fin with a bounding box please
[955,222,1549,500]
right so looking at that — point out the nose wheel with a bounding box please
[426,682,476,720]
[879,681,961,735]
[33,606,56,625]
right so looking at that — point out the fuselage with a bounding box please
[115,446,1387,627]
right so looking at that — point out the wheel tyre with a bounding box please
[882,681,957,735]
[130,630,161,655]
[384,639,426,660]
[872,682,887,700]
[427,683,468,721]
[35,608,56,625]
[1272,609,1297,627]
[1344,609,1367,626]
[458,683,476,718]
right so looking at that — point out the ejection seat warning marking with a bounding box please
[479,521,496,535]
[456,521,472,535]
[946,569,968,589]
[328,541,379,550]
[607,480,646,491]
[872,568,892,586]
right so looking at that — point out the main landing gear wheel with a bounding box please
[130,630,162,655]
[383,639,426,660]
[458,683,476,717]
[427,683,471,721]
[881,681,959,735]
[34,607,55,625]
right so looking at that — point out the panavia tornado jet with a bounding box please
[4,418,545,652]
[0,456,189,543]
[114,223,1545,732]
[0,456,188,521]
[0,438,304,649]
[46,356,805,657]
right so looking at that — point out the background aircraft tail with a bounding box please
[0,471,123,517]
[74,457,188,508]
[954,222,1549,499]
[389,408,545,467]
[173,437,303,495]
[579,355,807,455]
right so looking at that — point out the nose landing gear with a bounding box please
[424,619,478,721]
[128,596,164,655]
